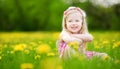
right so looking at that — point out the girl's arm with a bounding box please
[60,33,83,43]
[71,33,93,42]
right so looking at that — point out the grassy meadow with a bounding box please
[0,31,120,69]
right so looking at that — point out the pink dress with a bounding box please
[57,40,108,59]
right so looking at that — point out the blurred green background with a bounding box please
[0,0,120,31]
[0,0,120,69]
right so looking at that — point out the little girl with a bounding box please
[57,6,108,59]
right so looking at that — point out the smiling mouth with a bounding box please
[71,26,78,30]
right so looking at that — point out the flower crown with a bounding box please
[64,7,83,16]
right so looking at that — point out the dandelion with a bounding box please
[93,41,100,49]
[68,41,80,50]
[47,52,55,57]
[113,41,120,49]
[35,44,51,54]
[21,63,34,69]
[94,45,100,49]
[102,55,110,60]
[102,40,109,44]
[13,44,27,51]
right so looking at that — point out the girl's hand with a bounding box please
[71,34,93,42]
[60,33,83,43]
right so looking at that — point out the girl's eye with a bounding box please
[68,20,72,22]
[76,20,79,22]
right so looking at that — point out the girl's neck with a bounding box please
[71,32,79,34]
[71,31,82,34]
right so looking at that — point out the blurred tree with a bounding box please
[0,0,16,31]
[0,0,119,31]
[110,4,120,30]
[85,1,120,30]
[86,2,111,30]
[48,0,67,31]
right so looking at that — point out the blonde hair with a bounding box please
[62,6,88,34]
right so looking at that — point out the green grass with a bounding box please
[0,31,120,69]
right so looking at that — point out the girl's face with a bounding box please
[66,13,82,34]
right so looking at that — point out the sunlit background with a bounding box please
[0,0,120,69]
[0,0,120,31]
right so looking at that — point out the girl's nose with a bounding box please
[72,23,77,26]
[72,22,77,25]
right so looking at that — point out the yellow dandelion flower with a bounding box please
[21,63,34,69]
[47,52,55,57]
[102,55,110,60]
[34,55,41,60]
[102,40,109,44]
[13,44,27,51]
[68,41,79,50]
[113,41,120,49]
[35,44,51,54]
[94,45,100,49]
[113,43,118,49]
